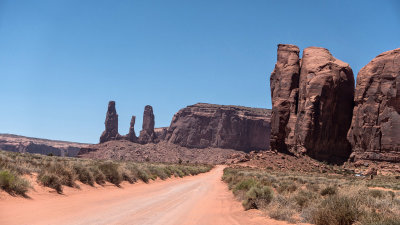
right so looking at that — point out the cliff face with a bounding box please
[165,103,271,151]
[270,44,300,152]
[270,45,355,162]
[347,48,400,162]
[0,134,88,157]
[294,47,354,161]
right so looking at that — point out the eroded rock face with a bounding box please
[138,105,157,143]
[270,45,354,162]
[0,134,87,157]
[165,103,271,151]
[347,48,400,162]
[125,116,137,142]
[294,47,354,161]
[100,101,121,143]
[270,44,300,152]
[154,127,168,142]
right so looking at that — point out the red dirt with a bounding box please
[0,166,307,225]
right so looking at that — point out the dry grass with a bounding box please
[222,166,400,225]
[0,150,213,195]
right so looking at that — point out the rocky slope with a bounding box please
[347,48,400,163]
[78,140,246,164]
[0,134,88,157]
[270,44,355,162]
[165,103,271,151]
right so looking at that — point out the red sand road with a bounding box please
[0,166,296,225]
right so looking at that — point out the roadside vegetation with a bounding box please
[0,150,212,195]
[223,166,400,225]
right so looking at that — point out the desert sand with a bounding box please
[0,166,300,225]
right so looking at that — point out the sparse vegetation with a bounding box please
[0,169,30,196]
[222,166,400,225]
[0,150,213,195]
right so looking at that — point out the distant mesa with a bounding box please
[98,102,271,152]
[0,134,88,157]
[166,103,271,151]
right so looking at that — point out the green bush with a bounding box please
[242,186,273,210]
[313,195,360,225]
[0,170,30,196]
[91,167,106,185]
[38,172,63,194]
[98,162,122,186]
[233,178,258,193]
[294,190,315,209]
[73,164,94,186]
[148,166,168,180]
[43,163,76,187]
[277,182,297,193]
[136,169,150,183]
[121,168,136,184]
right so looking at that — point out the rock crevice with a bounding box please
[270,44,354,162]
[347,48,400,162]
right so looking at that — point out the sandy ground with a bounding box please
[0,166,299,225]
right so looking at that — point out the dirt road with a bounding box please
[0,166,292,225]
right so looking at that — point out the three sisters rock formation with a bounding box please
[98,45,400,163]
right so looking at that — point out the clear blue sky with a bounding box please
[0,1,399,143]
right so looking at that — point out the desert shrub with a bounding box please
[98,162,122,186]
[42,163,76,187]
[38,172,63,193]
[73,164,94,186]
[320,186,337,196]
[173,168,185,178]
[120,167,136,184]
[163,166,174,177]
[312,195,360,225]
[359,212,400,225]
[136,169,150,183]
[148,166,168,180]
[306,183,320,192]
[91,167,106,185]
[233,178,258,193]
[242,186,273,210]
[0,170,30,196]
[368,189,385,199]
[277,182,297,193]
[294,190,316,209]
[268,204,296,223]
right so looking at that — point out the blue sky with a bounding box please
[0,0,399,143]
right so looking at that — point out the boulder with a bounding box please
[138,105,157,143]
[270,44,300,152]
[100,101,121,143]
[294,47,354,162]
[165,103,271,151]
[347,48,400,162]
